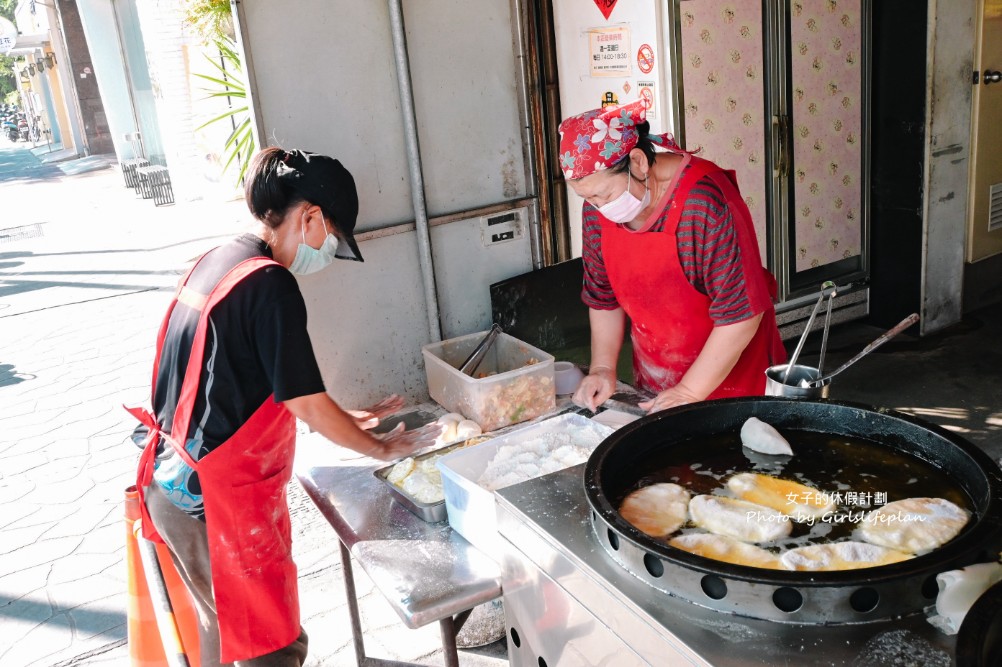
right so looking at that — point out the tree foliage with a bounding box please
[182,0,234,44]
[0,0,19,103]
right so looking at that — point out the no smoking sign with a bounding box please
[637,43,655,74]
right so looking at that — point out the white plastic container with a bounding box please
[422,331,556,432]
[436,413,613,555]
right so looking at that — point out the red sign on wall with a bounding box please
[593,0,619,21]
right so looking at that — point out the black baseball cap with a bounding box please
[278,149,364,262]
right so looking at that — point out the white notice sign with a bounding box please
[588,26,631,78]
[0,18,17,55]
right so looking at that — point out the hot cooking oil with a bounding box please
[626,430,974,552]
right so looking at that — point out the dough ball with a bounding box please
[456,419,483,439]
[436,413,464,441]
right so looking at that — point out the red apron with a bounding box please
[601,155,786,398]
[126,256,300,664]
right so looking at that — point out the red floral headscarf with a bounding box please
[557,99,679,180]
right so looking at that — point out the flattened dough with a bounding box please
[858,497,969,553]
[689,495,792,543]
[386,457,415,485]
[780,541,913,571]
[619,483,691,538]
[728,472,835,522]
[740,417,794,456]
[670,533,783,569]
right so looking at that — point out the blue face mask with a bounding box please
[289,211,339,275]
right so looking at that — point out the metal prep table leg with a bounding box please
[338,540,473,667]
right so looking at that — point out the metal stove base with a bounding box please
[496,465,956,667]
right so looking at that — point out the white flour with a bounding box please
[478,430,604,491]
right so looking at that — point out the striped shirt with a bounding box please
[581,170,755,325]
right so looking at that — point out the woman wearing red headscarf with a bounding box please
[559,99,786,414]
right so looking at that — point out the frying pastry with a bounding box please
[740,417,794,456]
[727,472,835,522]
[780,541,913,571]
[619,483,691,538]
[670,533,783,569]
[689,495,792,543]
[858,497,969,553]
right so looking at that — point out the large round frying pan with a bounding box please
[583,398,1002,624]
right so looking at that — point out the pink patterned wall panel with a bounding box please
[790,0,863,271]
[679,1,768,263]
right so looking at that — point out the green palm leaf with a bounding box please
[194,35,254,185]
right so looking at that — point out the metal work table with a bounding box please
[295,431,502,667]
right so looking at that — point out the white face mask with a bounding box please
[598,171,650,224]
[289,211,339,275]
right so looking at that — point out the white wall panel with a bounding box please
[297,232,431,406]
[238,1,526,229]
[430,209,533,339]
[403,0,527,213]
[238,1,412,230]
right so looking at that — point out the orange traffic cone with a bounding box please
[124,486,202,667]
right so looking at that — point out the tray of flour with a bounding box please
[436,412,613,554]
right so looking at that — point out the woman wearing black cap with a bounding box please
[127,147,438,666]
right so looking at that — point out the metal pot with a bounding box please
[583,398,1002,624]
[765,363,830,398]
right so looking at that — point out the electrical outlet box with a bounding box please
[481,210,524,247]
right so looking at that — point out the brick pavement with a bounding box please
[0,143,508,666]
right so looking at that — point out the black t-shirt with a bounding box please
[151,234,325,457]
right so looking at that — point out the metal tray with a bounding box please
[374,438,485,522]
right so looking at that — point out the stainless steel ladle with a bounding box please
[804,312,920,387]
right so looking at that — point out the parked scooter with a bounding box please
[17,115,29,142]
[2,116,17,142]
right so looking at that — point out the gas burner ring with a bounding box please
[585,398,1002,625]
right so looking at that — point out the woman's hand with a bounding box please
[372,422,444,461]
[572,366,617,412]
[638,382,703,414]
[347,394,405,430]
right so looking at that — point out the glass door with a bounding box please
[677,0,770,265]
[112,0,166,165]
[785,0,869,295]
[672,0,870,303]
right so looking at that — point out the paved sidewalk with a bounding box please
[0,142,508,666]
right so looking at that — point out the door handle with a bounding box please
[772,115,781,179]
[771,115,789,179]
[985,70,1002,85]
